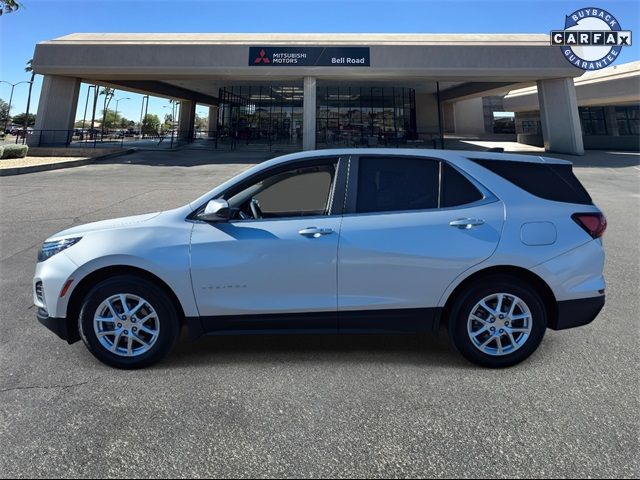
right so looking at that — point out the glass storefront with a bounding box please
[316,86,416,147]
[216,85,417,148]
[218,86,304,147]
[615,105,639,136]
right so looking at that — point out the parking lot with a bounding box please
[1,148,638,478]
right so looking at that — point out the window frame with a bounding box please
[188,156,350,223]
[343,154,496,216]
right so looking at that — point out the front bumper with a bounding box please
[550,295,605,330]
[37,308,80,344]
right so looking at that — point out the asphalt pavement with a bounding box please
[0,148,638,478]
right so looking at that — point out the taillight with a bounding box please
[572,212,607,239]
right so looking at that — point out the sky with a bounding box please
[1,0,638,124]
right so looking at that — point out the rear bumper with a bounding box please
[550,295,605,330]
[37,308,80,344]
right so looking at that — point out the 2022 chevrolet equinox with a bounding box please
[34,149,606,369]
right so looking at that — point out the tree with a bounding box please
[24,59,36,131]
[141,113,160,135]
[101,109,123,130]
[99,87,115,134]
[0,0,20,15]
[195,113,208,131]
[0,99,9,126]
[11,112,36,127]
[163,113,173,132]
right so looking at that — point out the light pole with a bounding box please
[113,97,130,131]
[1,80,32,133]
[81,85,96,141]
[197,109,207,138]
[113,97,130,146]
[163,101,177,147]
[138,95,148,138]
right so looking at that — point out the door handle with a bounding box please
[298,227,334,238]
[449,218,485,229]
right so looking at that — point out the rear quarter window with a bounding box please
[469,158,592,205]
[440,163,484,207]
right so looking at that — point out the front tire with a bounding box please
[448,275,547,368]
[78,275,180,369]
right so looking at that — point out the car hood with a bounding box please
[48,212,162,240]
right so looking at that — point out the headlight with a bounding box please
[37,237,82,262]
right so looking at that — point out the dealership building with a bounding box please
[28,33,636,155]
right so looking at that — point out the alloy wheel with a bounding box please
[93,293,160,357]
[467,293,533,356]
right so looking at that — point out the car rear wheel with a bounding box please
[78,275,180,369]
[448,275,547,368]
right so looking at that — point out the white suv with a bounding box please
[34,149,606,369]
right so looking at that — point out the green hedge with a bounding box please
[1,144,29,159]
[0,146,3,159]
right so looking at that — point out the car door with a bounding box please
[337,154,504,332]
[190,156,347,332]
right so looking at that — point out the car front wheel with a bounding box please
[448,275,548,368]
[78,275,180,369]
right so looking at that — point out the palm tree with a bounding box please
[23,59,35,136]
[1,0,21,16]
[99,87,115,137]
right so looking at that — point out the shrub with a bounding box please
[0,146,3,158]
[1,144,28,159]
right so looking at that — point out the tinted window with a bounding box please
[255,168,334,216]
[356,157,439,213]
[469,158,592,205]
[441,163,484,207]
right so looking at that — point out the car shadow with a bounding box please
[161,330,470,370]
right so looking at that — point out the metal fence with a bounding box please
[208,130,444,152]
[6,129,188,150]
[3,128,445,152]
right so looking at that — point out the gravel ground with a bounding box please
[0,156,89,169]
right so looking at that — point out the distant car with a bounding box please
[15,128,33,138]
[34,149,606,369]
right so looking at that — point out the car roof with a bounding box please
[268,148,572,166]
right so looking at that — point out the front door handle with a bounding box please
[298,227,334,238]
[449,218,485,229]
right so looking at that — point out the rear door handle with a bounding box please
[449,218,485,229]
[298,227,335,238]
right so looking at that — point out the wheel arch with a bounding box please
[439,265,558,330]
[66,265,187,336]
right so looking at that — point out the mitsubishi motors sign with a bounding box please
[249,46,370,66]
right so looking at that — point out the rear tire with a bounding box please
[448,275,547,368]
[78,275,180,369]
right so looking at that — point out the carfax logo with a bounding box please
[551,7,632,70]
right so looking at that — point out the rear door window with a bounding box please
[356,156,440,213]
[354,156,485,214]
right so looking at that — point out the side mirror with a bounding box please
[198,199,230,222]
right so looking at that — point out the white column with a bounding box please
[303,77,317,151]
[29,75,81,146]
[537,78,584,155]
[178,100,196,142]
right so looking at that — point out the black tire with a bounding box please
[448,275,547,368]
[78,275,180,369]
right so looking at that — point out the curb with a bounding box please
[0,148,137,176]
